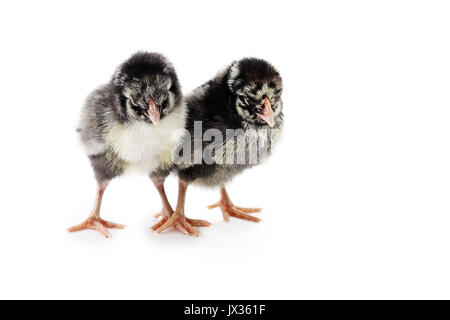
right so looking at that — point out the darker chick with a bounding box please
[69,52,195,238]
[153,58,283,235]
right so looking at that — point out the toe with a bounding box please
[219,207,231,222]
[186,218,211,227]
[207,202,220,209]
[233,206,262,213]
[154,213,202,236]
[151,216,168,230]
[67,223,87,233]
[227,208,261,223]
[156,214,179,233]
[153,212,164,219]
[181,220,200,237]
[174,222,188,235]
[92,221,112,238]
[101,220,126,229]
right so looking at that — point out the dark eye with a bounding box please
[240,96,250,106]
[130,99,139,107]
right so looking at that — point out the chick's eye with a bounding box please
[240,96,250,106]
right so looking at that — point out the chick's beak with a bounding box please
[147,97,160,126]
[257,97,275,127]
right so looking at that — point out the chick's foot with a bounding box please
[68,217,125,239]
[154,210,210,237]
[152,213,210,234]
[208,187,261,223]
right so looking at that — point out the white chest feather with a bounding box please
[106,107,186,172]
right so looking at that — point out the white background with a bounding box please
[0,0,449,299]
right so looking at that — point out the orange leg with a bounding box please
[154,179,210,236]
[68,181,125,238]
[207,186,261,222]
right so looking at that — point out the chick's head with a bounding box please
[227,58,283,128]
[112,52,182,125]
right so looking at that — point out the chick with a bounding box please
[69,52,191,238]
[153,58,283,236]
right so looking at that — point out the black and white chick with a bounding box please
[153,58,283,236]
[69,52,208,238]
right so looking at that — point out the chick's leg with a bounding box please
[150,175,174,225]
[150,176,179,232]
[150,177,209,234]
[155,179,210,236]
[207,186,261,222]
[68,181,125,238]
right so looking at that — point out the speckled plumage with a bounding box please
[176,57,284,187]
[77,52,185,183]
[70,52,187,238]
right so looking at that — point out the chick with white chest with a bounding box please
[68,52,207,238]
[106,106,186,173]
